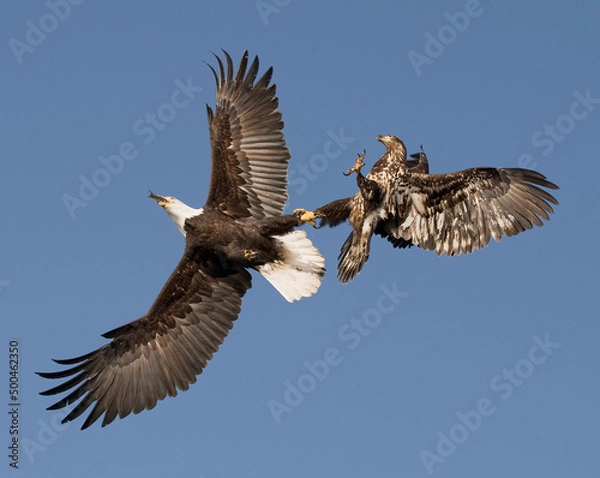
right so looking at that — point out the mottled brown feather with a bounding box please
[388,167,559,256]
[312,136,559,283]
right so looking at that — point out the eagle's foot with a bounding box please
[343,150,366,176]
[294,208,318,228]
[244,249,258,260]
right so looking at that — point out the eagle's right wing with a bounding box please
[205,51,290,220]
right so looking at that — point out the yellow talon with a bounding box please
[344,150,366,176]
[294,208,317,228]
[244,249,258,259]
[302,214,317,228]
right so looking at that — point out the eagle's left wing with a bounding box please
[37,248,252,429]
[204,51,289,219]
[383,168,559,256]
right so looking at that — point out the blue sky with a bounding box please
[1,1,599,476]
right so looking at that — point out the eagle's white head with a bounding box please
[149,191,204,236]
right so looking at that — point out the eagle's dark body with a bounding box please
[314,135,559,283]
[184,209,302,268]
[38,51,324,429]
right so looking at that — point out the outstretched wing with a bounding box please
[37,249,251,429]
[382,168,559,256]
[205,51,289,219]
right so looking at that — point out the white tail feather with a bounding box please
[257,230,325,302]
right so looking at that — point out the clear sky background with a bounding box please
[1,1,599,477]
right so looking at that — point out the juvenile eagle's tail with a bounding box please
[257,230,325,302]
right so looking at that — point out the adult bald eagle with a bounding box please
[38,51,324,429]
[297,135,558,283]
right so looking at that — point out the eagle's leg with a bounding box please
[244,250,259,260]
[293,208,318,228]
[343,150,366,177]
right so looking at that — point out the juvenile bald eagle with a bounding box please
[38,51,324,429]
[297,135,558,283]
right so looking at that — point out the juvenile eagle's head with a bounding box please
[376,135,405,151]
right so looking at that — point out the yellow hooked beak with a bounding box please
[148,190,169,208]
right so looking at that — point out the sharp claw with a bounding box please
[344,150,366,176]
[244,249,258,260]
[296,209,318,228]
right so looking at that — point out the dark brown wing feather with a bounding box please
[384,167,559,256]
[205,51,289,219]
[375,224,414,249]
[37,248,251,429]
[407,151,429,174]
[314,197,353,228]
